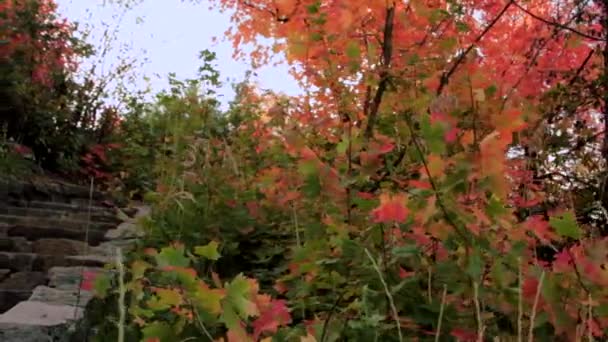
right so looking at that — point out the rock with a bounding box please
[0,269,10,281]
[104,221,143,240]
[0,214,115,231]
[0,272,47,312]
[0,323,71,342]
[0,289,34,313]
[65,255,111,267]
[7,225,107,246]
[0,238,31,253]
[11,237,32,253]
[32,239,87,256]
[92,239,136,256]
[133,205,151,219]
[0,223,12,237]
[0,272,47,291]
[29,286,93,307]
[0,252,39,271]
[0,300,83,325]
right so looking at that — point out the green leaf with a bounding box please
[194,286,224,315]
[455,21,469,32]
[337,139,349,154]
[141,321,175,342]
[224,274,258,319]
[549,212,581,239]
[486,195,508,218]
[155,245,190,268]
[194,241,221,260]
[302,174,321,198]
[93,273,111,299]
[310,32,323,42]
[147,288,182,311]
[466,248,483,280]
[346,41,360,59]
[392,245,419,258]
[420,116,446,155]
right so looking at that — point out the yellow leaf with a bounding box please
[426,154,444,179]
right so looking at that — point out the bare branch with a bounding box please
[513,1,603,42]
[364,2,396,139]
[437,0,514,96]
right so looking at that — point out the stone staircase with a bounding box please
[0,179,145,341]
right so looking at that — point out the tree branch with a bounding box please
[437,0,514,96]
[513,1,603,42]
[364,2,396,140]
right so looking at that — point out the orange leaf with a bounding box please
[371,193,409,223]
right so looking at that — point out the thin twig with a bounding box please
[437,0,514,95]
[74,177,94,320]
[427,267,433,303]
[513,1,602,41]
[435,284,448,342]
[517,259,523,342]
[292,204,301,247]
[364,248,403,342]
[403,112,471,245]
[364,2,396,139]
[116,248,126,342]
[473,282,484,341]
[189,297,214,341]
[588,294,594,342]
[528,271,546,342]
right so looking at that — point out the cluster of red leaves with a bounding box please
[0,0,78,86]
[81,143,121,181]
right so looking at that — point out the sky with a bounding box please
[54,0,301,108]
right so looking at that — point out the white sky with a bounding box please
[55,0,302,108]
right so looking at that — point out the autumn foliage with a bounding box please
[78,0,608,341]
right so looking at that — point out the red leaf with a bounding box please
[444,127,460,143]
[450,328,477,341]
[522,277,539,300]
[371,193,409,223]
[409,180,432,190]
[553,249,573,273]
[378,142,395,154]
[252,299,292,340]
[81,271,97,291]
[399,267,415,279]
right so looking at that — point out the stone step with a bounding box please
[0,322,72,342]
[0,300,84,326]
[0,252,111,272]
[0,206,121,224]
[29,286,93,308]
[4,225,107,245]
[0,289,36,313]
[5,199,117,215]
[0,272,47,312]
[0,214,116,232]
[0,179,108,202]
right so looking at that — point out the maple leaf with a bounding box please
[371,193,409,223]
[252,299,292,340]
[195,241,222,261]
[193,282,225,315]
[147,287,183,311]
[223,274,259,319]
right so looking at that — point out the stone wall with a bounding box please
[0,179,145,341]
